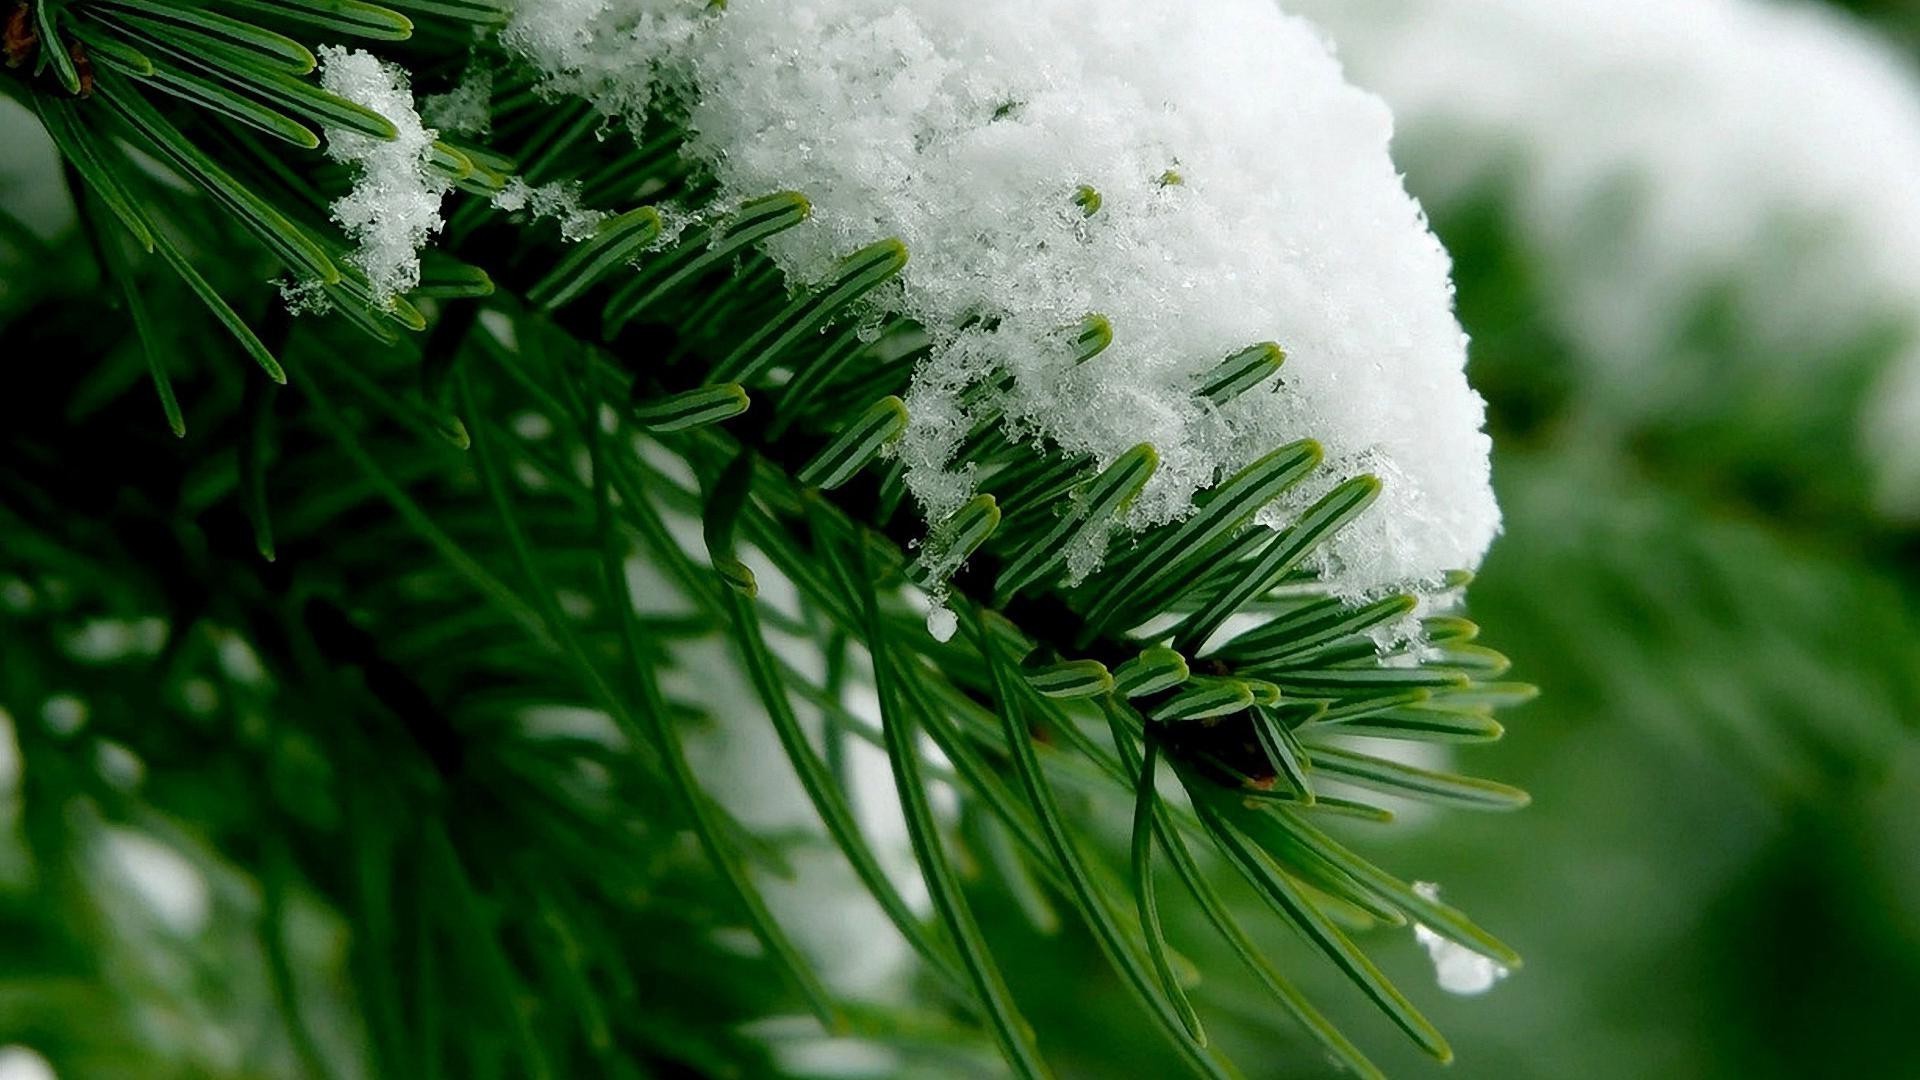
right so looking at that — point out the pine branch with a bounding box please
[0,3,1535,1075]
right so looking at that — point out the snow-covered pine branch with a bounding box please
[506,0,1501,600]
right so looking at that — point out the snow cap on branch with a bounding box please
[508,0,1502,594]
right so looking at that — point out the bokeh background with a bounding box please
[3,0,1919,1077]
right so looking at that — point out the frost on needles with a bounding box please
[507,0,1502,597]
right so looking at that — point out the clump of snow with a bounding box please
[317,47,451,305]
[504,0,1501,593]
[278,276,332,316]
[421,60,494,136]
[492,177,608,241]
[1412,881,1510,996]
[1293,0,1920,519]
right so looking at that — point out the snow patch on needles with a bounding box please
[1295,0,1920,519]
[317,47,450,305]
[1412,881,1510,996]
[493,177,608,242]
[504,1,704,125]
[421,61,493,136]
[505,0,1501,593]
